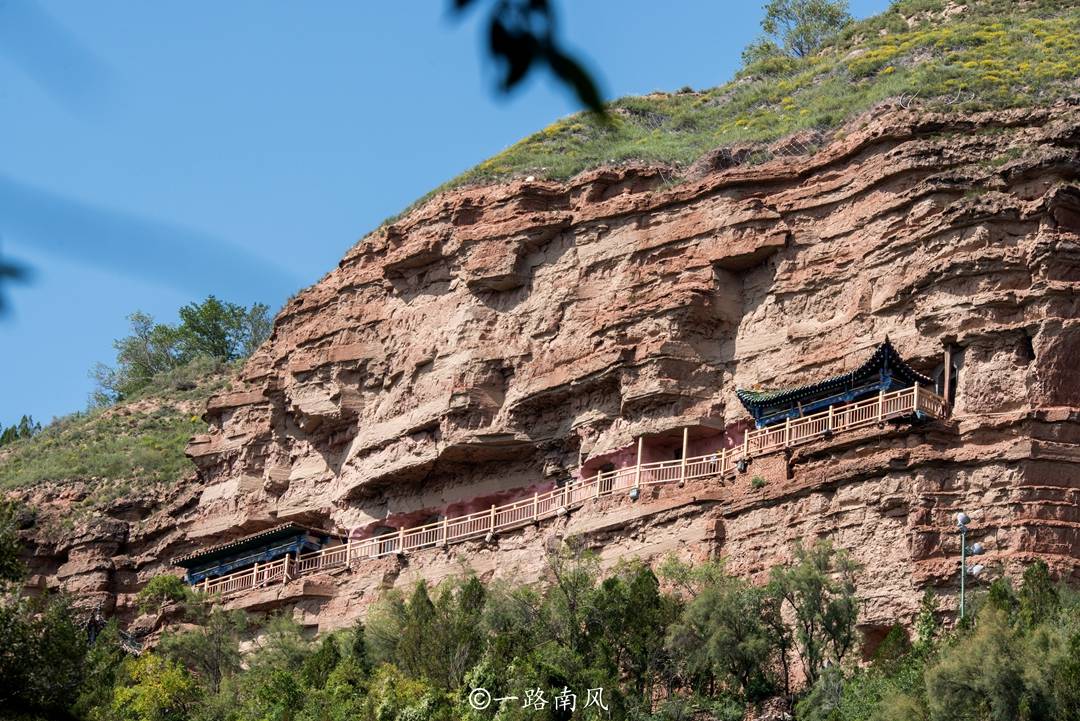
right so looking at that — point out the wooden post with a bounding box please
[252,561,259,588]
[634,436,644,489]
[743,428,750,461]
[282,556,289,585]
[680,427,689,483]
[943,346,952,404]
[398,526,405,553]
[913,382,920,412]
[719,448,726,476]
[827,404,834,432]
[878,389,885,422]
[441,517,448,546]
[784,416,791,446]
[489,504,496,532]
[533,492,539,520]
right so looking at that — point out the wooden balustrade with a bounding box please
[197,385,946,598]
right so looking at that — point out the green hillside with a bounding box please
[0,297,268,495]
[442,0,1078,191]
[0,358,230,499]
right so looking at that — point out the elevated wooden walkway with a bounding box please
[197,384,947,598]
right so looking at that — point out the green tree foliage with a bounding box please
[176,296,272,362]
[136,574,194,615]
[1017,560,1059,629]
[109,653,199,721]
[871,625,912,669]
[0,415,42,447]
[768,539,860,685]
[794,560,1080,721]
[925,607,1035,721]
[301,635,342,690]
[349,619,373,678]
[1048,632,1080,721]
[588,562,678,705]
[912,589,941,654]
[0,501,27,584]
[0,593,90,717]
[6,545,1079,721]
[92,296,272,404]
[368,575,488,690]
[157,607,247,694]
[74,620,129,721]
[665,558,779,702]
[753,0,853,59]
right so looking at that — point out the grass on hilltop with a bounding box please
[397,0,1079,214]
[0,356,234,492]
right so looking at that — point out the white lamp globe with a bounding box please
[956,511,970,527]
[971,542,985,555]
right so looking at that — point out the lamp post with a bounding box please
[956,511,985,621]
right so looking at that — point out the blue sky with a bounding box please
[0,0,889,426]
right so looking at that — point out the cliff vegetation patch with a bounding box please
[0,295,271,490]
[427,0,1078,194]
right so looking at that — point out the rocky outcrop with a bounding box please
[15,100,1080,638]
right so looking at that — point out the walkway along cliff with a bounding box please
[16,101,1080,644]
[179,360,948,600]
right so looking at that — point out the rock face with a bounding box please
[16,101,1080,639]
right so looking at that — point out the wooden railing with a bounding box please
[197,384,946,598]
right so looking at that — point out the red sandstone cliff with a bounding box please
[16,101,1080,639]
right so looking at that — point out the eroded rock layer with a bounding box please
[16,101,1080,637]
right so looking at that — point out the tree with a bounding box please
[136,574,194,615]
[1017,560,1059,629]
[366,576,489,691]
[74,620,129,721]
[348,619,373,678]
[176,296,271,362]
[755,0,852,59]
[1049,632,1080,721]
[91,297,273,404]
[666,568,778,701]
[588,562,677,708]
[239,302,273,357]
[110,654,199,721]
[925,607,1033,721]
[0,415,42,447]
[247,613,312,674]
[741,37,784,66]
[0,593,90,717]
[300,635,342,690]
[912,588,940,655]
[768,539,860,685]
[0,501,26,584]
[158,606,246,694]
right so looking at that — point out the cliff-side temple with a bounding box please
[736,339,936,428]
[20,104,1077,640]
[174,523,336,594]
[179,340,950,600]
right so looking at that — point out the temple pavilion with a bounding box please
[174,523,333,587]
[735,339,934,429]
